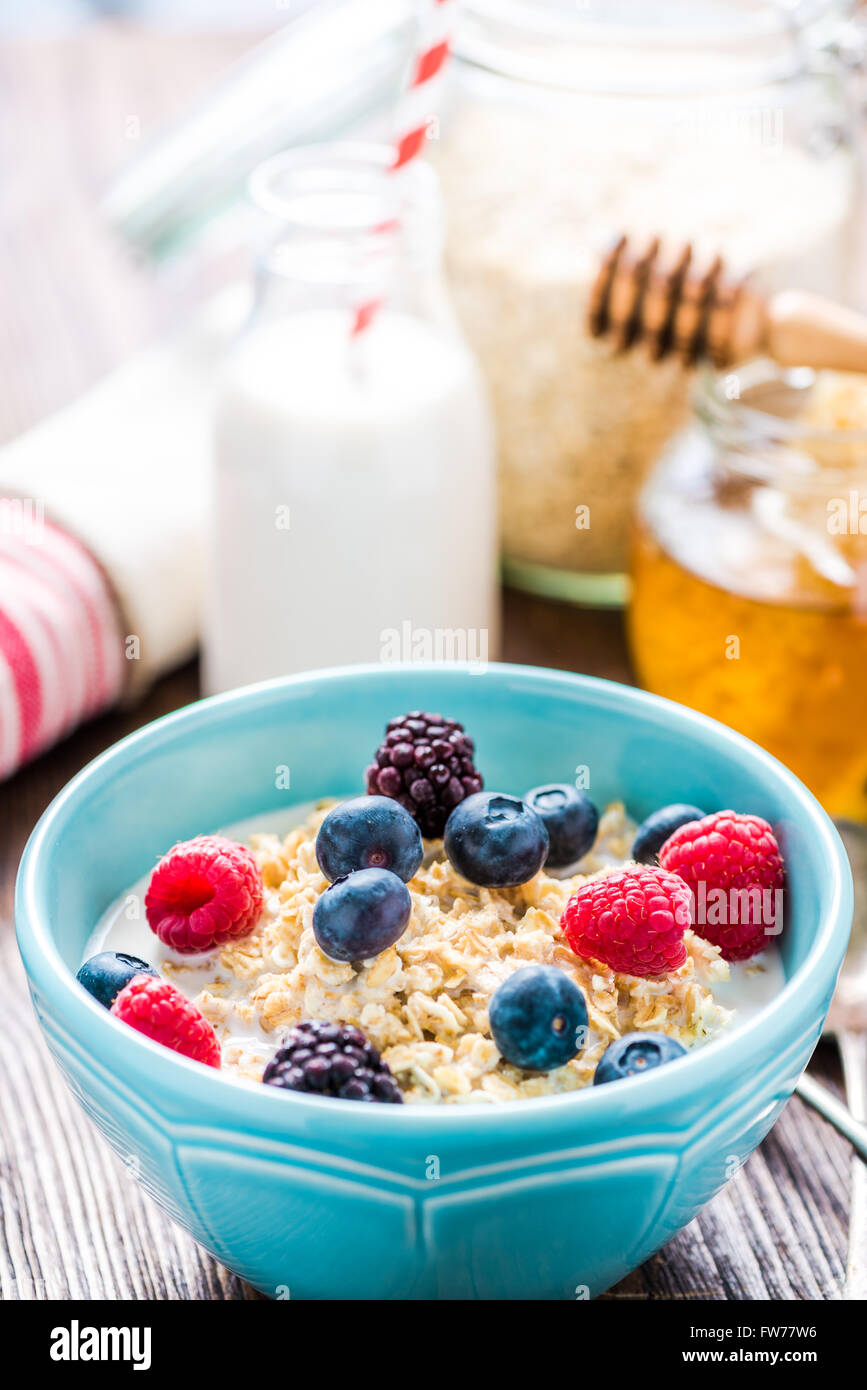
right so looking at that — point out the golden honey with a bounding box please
[628,366,867,822]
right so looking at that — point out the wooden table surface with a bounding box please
[0,22,855,1302]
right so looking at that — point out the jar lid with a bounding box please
[458,0,850,94]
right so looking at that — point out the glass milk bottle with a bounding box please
[203,144,498,693]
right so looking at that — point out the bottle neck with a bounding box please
[247,143,445,325]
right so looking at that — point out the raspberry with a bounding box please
[561,865,692,978]
[365,710,483,839]
[658,810,784,961]
[145,835,263,955]
[111,974,221,1067]
[263,1021,403,1103]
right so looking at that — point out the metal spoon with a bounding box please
[795,820,867,1300]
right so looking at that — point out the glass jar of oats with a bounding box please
[629,362,867,821]
[437,0,864,605]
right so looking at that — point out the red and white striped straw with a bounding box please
[351,0,453,338]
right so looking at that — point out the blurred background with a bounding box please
[2,0,867,1302]
[3,0,867,805]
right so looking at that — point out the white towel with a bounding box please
[0,286,246,777]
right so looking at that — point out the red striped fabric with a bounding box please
[0,505,124,779]
[0,606,42,763]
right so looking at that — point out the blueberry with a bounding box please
[76,951,158,1009]
[632,804,705,864]
[444,792,549,888]
[489,965,588,1071]
[313,868,412,963]
[316,796,423,883]
[593,1031,687,1085]
[525,783,599,870]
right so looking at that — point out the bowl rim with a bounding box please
[16,662,853,1135]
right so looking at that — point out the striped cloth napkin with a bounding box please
[0,289,243,782]
[0,513,124,780]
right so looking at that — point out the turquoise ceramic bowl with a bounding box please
[16,664,852,1300]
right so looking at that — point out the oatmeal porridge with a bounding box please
[80,710,785,1106]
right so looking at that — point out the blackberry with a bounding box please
[263,1020,403,1103]
[365,710,483,839]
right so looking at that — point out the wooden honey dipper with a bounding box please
[588,234,867,373]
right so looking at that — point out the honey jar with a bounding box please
[629,363,867,821]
